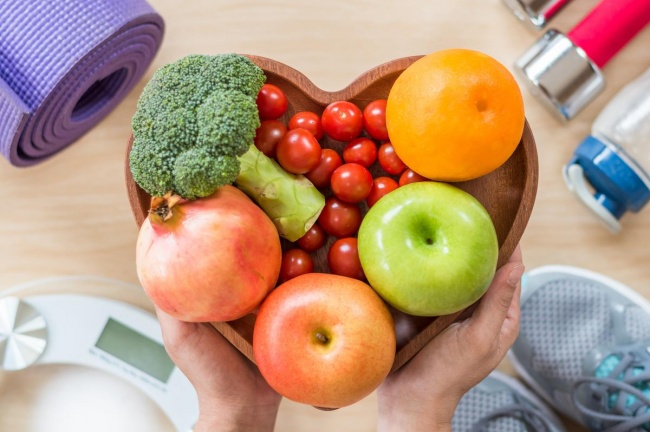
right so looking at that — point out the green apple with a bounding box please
[357,181,498,316]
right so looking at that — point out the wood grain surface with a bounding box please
[1,1,649,431]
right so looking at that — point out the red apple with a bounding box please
[253,273,396,408]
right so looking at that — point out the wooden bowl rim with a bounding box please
[245,54,423,105]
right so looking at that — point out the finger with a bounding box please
[155,306,197,364]
[469,245,524,340]
[509,244,523,265]
[155,307,228,362]
[155,307,256,381]
[155,306,196,349]
[500,279,521,348]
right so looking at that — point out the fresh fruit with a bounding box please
[279,249,314,282]
[363,99,389,141]
[254,120,286,158]
[253,273,396,408]
[386,49,525,181]
[276,128,322,174]
[343,138,377,168]
[136,186,282,322]
[358,182,498,316]
[377,142,406,176]
[296,224,327,252]
[256,83,288,120]
[330,163,374,204]
[399,169,428,186]
[318,197,362,238]
[366,177,398,207]
[289,111,324,140]
[328,237,365,280]
[305,148,342,189]
[321,101,363,142]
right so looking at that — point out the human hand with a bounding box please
[377,246,524,432]
[156,309,282,432]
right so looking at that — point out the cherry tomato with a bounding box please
[305,148,342,189]
[256,84,288,120]
[318,197,362,238]
[289,111,323,140]
[363,99,389,141]
[399,168,429,186]
[276,128,322,174]
[279,249,314,283]
[366,176,399,207]
[342,138,377,168]
[330,163,374,204]
[296,224,327,252]
[321,101,363,142]
[378,142,406,175]
[328,237,365,280]
[254,120,286,158]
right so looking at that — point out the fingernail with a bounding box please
[507,265,525,287]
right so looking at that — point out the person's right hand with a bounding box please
[377,246,525,432]
[156,309,281,432]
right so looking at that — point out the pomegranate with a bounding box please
[136,186,282,322]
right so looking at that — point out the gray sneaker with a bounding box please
[509,265,650,431]
[452,370,566,431]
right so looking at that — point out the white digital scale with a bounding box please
[0,277,198,431]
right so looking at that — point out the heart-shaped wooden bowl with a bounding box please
[125,55,538,376]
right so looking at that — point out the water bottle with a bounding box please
[563,68,650,233]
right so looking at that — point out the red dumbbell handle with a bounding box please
[544,0,573,21]
[567,0,650,68]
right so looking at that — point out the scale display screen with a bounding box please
[95,318,175,383]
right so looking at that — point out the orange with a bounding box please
[386,49,525,181]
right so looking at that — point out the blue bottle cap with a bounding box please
[563,135,650,233]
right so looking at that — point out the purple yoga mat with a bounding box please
[0,0,164,167]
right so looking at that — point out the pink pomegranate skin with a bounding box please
[136,186,282,322]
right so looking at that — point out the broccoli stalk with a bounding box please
[130,54,325,241]
[236,145,324,241]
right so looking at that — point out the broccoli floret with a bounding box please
[203,53,267,99]
[196,90,260,157]
[136,54,264,109]
[133,106,198,146]
[134,54,264,116]
[173,147,240,199]
[130,53,265,199]
[129,137,177,197]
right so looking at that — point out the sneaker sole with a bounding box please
[507,265,650,422]
[489,370,566,430]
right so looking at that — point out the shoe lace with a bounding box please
[572,352,650,432]
[470,402,557,432]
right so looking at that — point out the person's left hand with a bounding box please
[156,309,281,432]
[377,246,524,432]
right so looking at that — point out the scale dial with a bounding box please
[0,297,48,371]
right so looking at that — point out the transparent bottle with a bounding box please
[564,67,650,233]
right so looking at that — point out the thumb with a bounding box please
[155,306,200,362]
[469,246,524,340]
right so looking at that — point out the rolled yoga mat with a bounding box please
[0,0,164,167]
